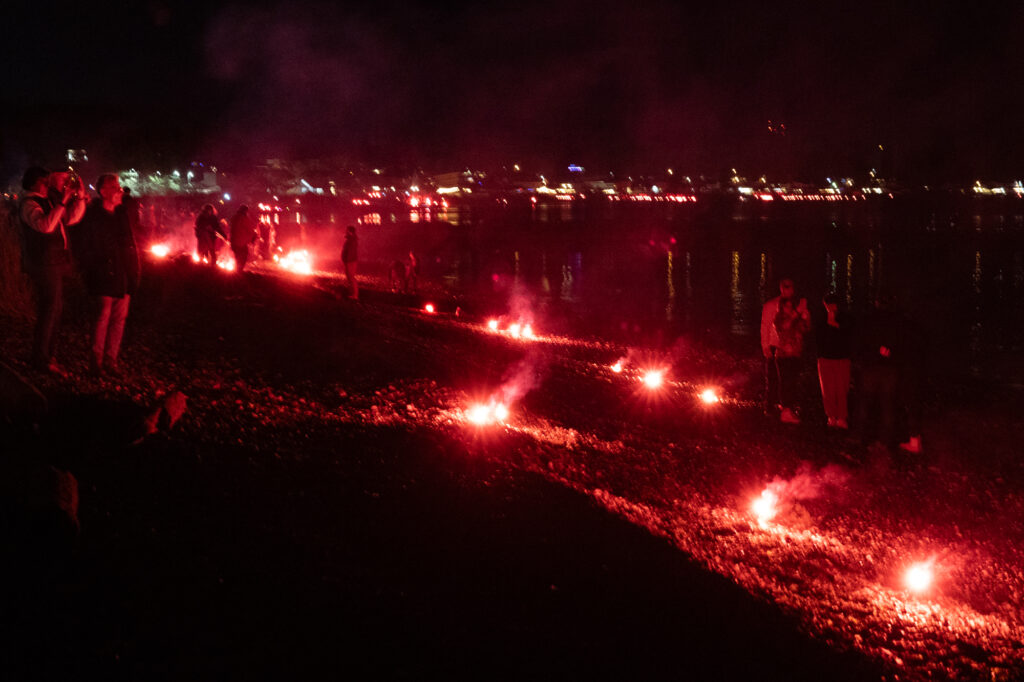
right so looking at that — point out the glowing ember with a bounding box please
[611,361,623,373]
[904,561,934,593]
[149,244,170,258]
[642,370,664,389]
[424,303,436,314]
[699,388,720,404]
[487,319,499,331]
[751,489,779,525]
[278,249,313,275]
[466,401,509,426]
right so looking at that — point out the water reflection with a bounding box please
[665,250,675,322]
[730,251,744,335]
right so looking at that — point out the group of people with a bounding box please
[18,167,139,378]
[760,277,923,454]
[193,203,258,271]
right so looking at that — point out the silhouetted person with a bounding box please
[406,250,419,293]
[194,204,226,266]
[121,186,143,244]
[855,292,914,451]
[229,205,257,271]
[75,174,140,378]
[341,225,358,300]
[19,166,87,375]
[815,293,853,429]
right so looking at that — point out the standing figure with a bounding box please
[815,293,853,429]
[229,205,257,272]
[773,296,811,424]
[194,204,225,265]
[341,225,358,300]
[75,174,140,378]
[855,293,905,450]
[406,250,419,293]
[19,166,88,375]
[760,278,800,414]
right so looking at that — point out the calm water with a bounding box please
[294,195,1024,384]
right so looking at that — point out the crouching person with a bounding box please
[75,174,140,378]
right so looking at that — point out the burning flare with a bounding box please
[642,370,664,389]
[487,319,499,331]
[699,388,720,405]
[466,401,510,426]
[904,561,934,593]
[277,249,313,275]
[751,489,779,525]
[424,303,436,314]
[610,361,623,373]
[149,244,170,258]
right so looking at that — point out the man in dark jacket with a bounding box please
[855,292,918,450]
[19,166,88,375]
[75,174,140,377]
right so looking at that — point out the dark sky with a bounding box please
[4,1,1024,182]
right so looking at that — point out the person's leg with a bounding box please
[763,352,780,413]
[92,295,114,369]
[836,358,851,425]
[345,261,359,300]
[104,295,130,367]
[877,367,898,447]
[777,357,801,422]
[32,266,63,368]
[818,358,833,421]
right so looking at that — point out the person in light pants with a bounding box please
[815,294,853,429]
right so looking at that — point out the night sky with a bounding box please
[4,1,1024,182]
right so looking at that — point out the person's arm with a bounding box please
[66,194,88,225]
[760,300,773,356]
[21,198,66,234]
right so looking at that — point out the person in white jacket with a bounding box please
[760,278,804,415]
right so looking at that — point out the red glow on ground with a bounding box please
[904,561,935,593]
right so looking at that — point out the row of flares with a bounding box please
[460,325,935,596]
[149,244,314,275]
[153,239,937,598]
